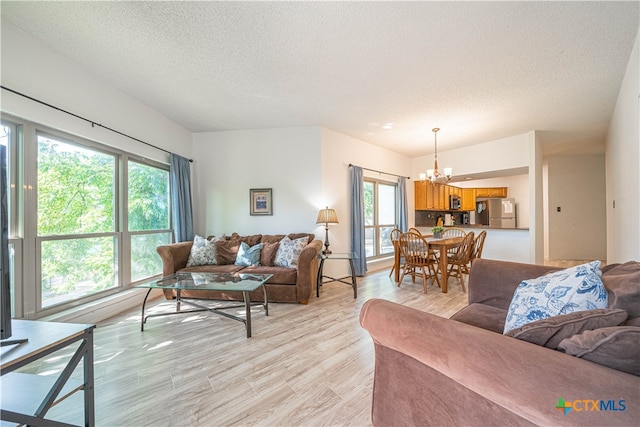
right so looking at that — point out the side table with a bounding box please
[1,320,96,426]
[316,252,358,298]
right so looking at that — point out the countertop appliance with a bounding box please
[449,195,461,210]
[476,198,516,228]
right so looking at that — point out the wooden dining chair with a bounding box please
[466,230,487,273]
[442,227,467,258]
[447,231,475,292]
[397,232,441,293]
[388,228,403,278]
[442,227,466,238]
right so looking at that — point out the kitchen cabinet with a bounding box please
[461,188,476,211]
[415,182,447,210]
[437,184,448,210]
[415,183,507,211]
[414,181,427,210]
[475,187,508,198]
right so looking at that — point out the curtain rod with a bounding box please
[1,85,193,162]
[348,163,410,180]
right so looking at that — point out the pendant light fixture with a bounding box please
[419,127,452,183]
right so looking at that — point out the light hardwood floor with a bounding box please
[16,269,468,426]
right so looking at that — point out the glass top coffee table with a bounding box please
[135,272,272,338]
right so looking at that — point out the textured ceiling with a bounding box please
[1,1,638,157]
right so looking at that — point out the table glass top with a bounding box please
[135,272,272,292]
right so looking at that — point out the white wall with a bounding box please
[412,132,531,179]
[192,127,322,237]
[0,21,192,162]
[320,128,412,275]
[192,127,412,279]
[606,29,640,263]
[547,155,606,260]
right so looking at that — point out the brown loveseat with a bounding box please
[157,233,323,304]
[360,259,640,426]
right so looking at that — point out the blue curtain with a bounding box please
[169,154,194,242]
[351,166,367,276]
[398,177,408,232]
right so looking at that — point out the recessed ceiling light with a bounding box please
[382,123,393,130]
[464,177,474,180]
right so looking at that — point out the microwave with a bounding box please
[449,195,461,210]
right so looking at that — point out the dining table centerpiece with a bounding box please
[431,226,444,239]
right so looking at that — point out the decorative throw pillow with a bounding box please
[186,235,217,267]
[505,308,628,348]
[234,242,263,267]
[503,261,607,334]
[557,326,640,376]
[215,239,241,265]
[274,236,309,268]
[260,242,280,267]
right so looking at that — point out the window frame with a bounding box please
[364,177,398,260]
[1,114,172,318]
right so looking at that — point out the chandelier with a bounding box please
[419,127,452,183]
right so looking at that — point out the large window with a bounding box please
[2,124,20,317]
[364,179,398,258]
[1,116,172,317]
[128,160,171,282]
[38,135,118,307]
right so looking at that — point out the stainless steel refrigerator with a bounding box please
[488,198,516,229]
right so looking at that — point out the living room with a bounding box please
[1,2,639,426]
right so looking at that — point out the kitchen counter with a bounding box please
[413,226,531,264]
[459,224,529,231]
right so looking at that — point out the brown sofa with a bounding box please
[157,233,323,304]
[360,259,640,426]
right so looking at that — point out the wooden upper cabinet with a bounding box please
[493,187,508,198]
[440,184,448,209]
[425,182,435,209]
[461,188,476,211]
[414,181,427,210]
[449,185,462,198]
[475,187,508,198]
[415,183,507,211]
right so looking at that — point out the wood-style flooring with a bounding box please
[13,268,468,427]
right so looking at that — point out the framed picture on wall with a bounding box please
[250,188,273,215]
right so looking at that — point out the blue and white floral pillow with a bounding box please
[186,235,217,267]
[503,261,607,334]
[234,242,263,267]
[274,236,309,268]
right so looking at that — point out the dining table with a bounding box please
[393,234,464,293]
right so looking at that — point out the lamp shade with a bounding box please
[316,207,339,225]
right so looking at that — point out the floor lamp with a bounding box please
[316,207,339,254]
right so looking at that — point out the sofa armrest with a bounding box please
[360,299,639,426]
[468,259,560,310]
[295,239,323,303]
[157,241,192,276]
